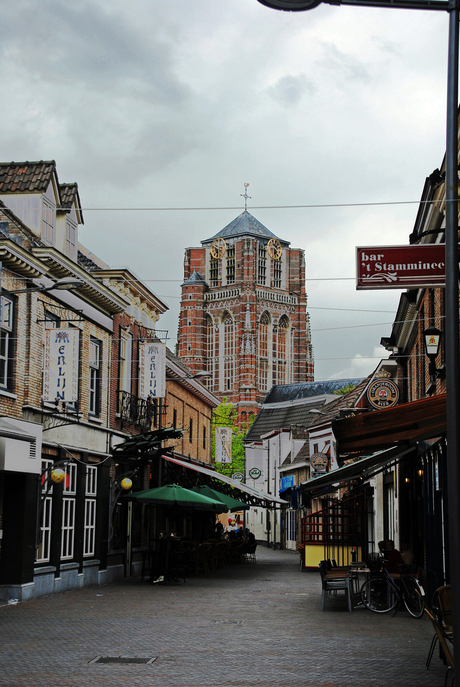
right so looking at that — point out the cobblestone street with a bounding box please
[0,547,449,687]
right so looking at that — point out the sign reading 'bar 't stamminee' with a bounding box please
[356,244,448,290]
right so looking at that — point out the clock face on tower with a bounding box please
[210,237,227,259]
[267,238,282,260]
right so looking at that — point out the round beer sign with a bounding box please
[366,379,399,410]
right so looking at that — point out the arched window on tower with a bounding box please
[258,311,271,392]
[222,312,235,392]
[273,315,290,385]
[205,316,215,390]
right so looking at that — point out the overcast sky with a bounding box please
[0,0,450,380]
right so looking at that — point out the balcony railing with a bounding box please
[119,390,155,429]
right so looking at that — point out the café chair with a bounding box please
[426,585,453,671]
[318,560,352,612]
[425,602,454,686]
[195,543,212,575]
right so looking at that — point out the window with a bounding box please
[173,408,177,429]
[258,311,270,392]
[61,463,77,560]
[65,219,77,260]
[189,418,193,443]
[205,317,215,390]
[0,295,13,390]
[36,458,54,564]
[223,313,235,392]
[89,338,101,416]
[258,244,267,285]
[42,199,55,244]
[272,257,282,289]
[226,245,235,284]
[210,257,219,286]
[273,316,290,385]
[83,466,97,557]
[118,331,132,412]
[203,426,206,450]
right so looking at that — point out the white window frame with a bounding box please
[65,218,77,260]
[61,462,77,560]
[0,295,13,390]
[61,497,75,560]
[84,466,97,557]
[36,458,54,564]
[89,339,101,416]
[42,198,55,244]
[83,499,96,557]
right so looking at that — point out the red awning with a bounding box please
[334,394,446,454]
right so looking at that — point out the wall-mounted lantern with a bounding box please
[423,326,443,386]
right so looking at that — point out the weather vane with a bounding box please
[241,182,251,211]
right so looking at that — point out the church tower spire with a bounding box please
[177,196,314,424]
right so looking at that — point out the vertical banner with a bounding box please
[215,426,232,464]
[139,342,166,399]
[44,329,79,403]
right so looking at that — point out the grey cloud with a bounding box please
[1,1,190,108]
[318,43,372,85]
[267,74,316,107]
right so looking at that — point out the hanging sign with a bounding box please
[356,244,448,290]
[139,342,166,399]
[309,425,338,477]
[366,378,400,409]
[44,329,79,403]
[215,426,232,463]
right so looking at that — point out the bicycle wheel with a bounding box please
[402,577,424,618]
[361,577,398,613]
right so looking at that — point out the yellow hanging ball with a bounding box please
[120,478,133,491]
[51,469,65,484]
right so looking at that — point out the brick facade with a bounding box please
[177,212,314,422]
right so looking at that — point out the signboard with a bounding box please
[281,475,295,490]
[356,244,448,290]
[215,426,232,464]
[44,328,79,403]
[232,472,244,481]
[366,378,400,409]
[310,452,329,473]
[139,342,166,399]
[248,467,262,479]
[309,425,339,477]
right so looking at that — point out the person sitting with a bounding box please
[384,540,405,574]
[400,541,415,567]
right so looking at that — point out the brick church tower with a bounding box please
[176,205,314,423]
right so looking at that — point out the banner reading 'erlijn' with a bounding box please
[139,342,166,399]
[44,328,80,403]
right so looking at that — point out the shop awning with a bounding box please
[162,454,287,508]
[334,394,446,453]
[301,445,414,496]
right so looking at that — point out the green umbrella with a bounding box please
[123,483,227,511]
[194,484,250,512]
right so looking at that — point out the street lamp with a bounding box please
[3,276,83,296]
[255,0,460,666]
[423,326,443,385]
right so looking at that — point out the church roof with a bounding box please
[182,270,207,286]
[203,211,289,246]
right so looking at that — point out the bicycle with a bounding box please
[360,565,425,618]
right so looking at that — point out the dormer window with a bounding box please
[42,199,55,244]
[65,218,77,261]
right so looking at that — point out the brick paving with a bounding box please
[0,547,449,686]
